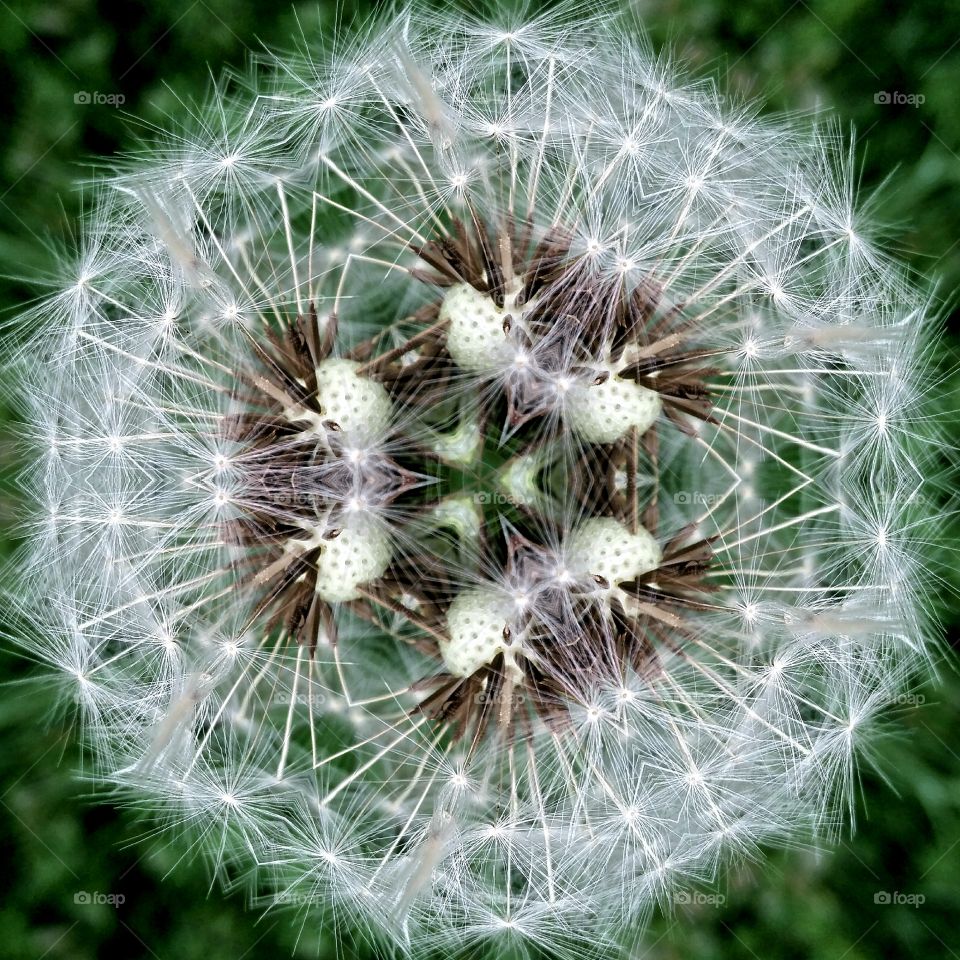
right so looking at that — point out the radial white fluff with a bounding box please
[315,358,392,440]
[10,5,937,959]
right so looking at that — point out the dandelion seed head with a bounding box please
[7,4,945,957]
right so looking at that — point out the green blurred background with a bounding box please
[0,1,957,957]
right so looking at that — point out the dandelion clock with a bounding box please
[9,4,943,957]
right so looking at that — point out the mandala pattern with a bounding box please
[14,6,936,957]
